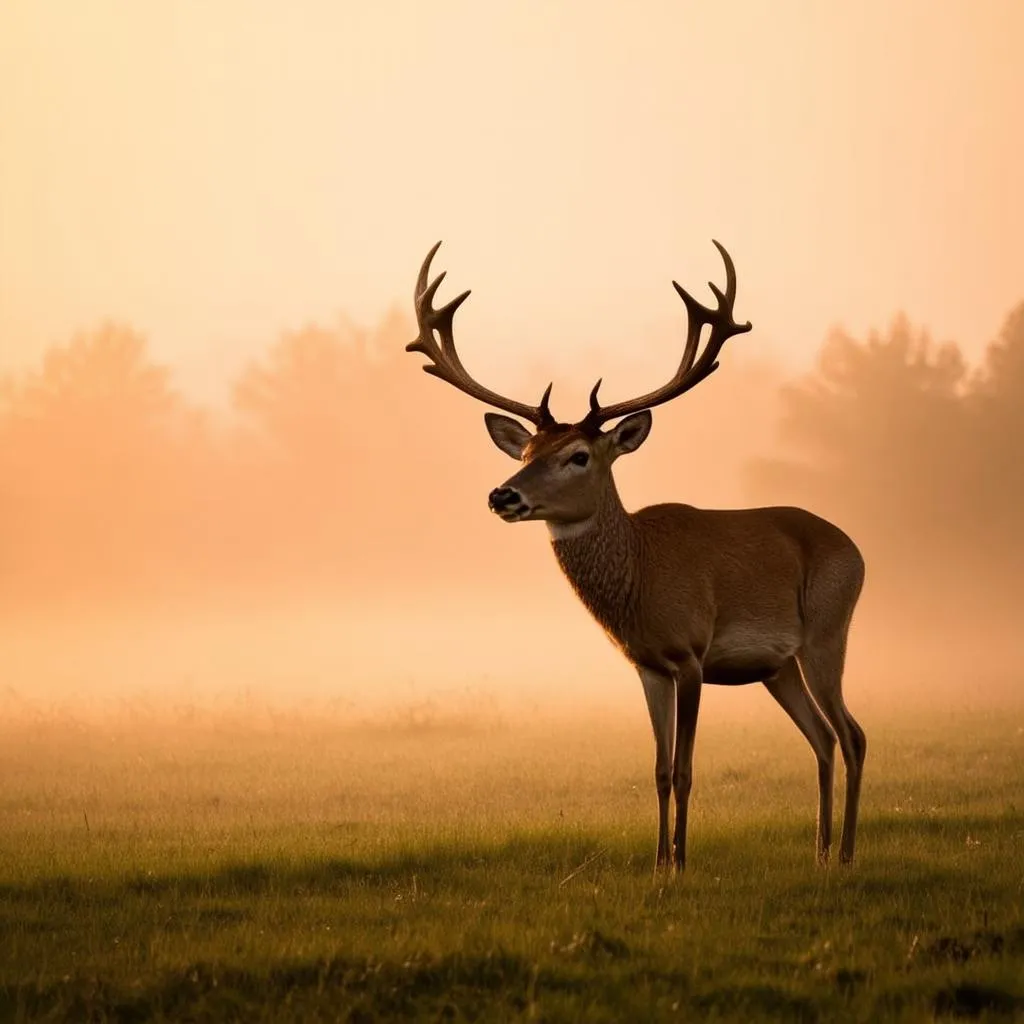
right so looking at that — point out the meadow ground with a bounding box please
[1,695,1022,1022]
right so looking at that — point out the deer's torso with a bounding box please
[552,500,859,684]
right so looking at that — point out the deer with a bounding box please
[406,239,867,872]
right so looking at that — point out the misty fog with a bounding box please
[3,1,1022,727]
[2,302,1022,721]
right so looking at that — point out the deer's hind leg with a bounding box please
[764,658,837,863]
[798,637,866,865]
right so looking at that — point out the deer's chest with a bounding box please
[554,538,638,635]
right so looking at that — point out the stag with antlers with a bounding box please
[407,240,866,871]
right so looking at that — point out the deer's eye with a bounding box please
[569,451,589,467]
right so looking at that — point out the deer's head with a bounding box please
[482,411,653,528]
[406,240,751,533]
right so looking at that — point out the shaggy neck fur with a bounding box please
[549,476,640,640]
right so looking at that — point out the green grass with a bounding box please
[1,703,1022,1021]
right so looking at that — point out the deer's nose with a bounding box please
[488,487,521,511]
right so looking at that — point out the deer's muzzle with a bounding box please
[488,487,530,522]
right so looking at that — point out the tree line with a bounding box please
[2,298,1021,618]
[748,304,1024,623]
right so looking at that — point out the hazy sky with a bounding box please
[2,0,1022,402]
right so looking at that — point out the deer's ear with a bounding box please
[608,410,652,458]
[484,413,533,460]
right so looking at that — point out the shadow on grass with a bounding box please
[0,830,621,906]
[932,983,1024,1018]
[12,953,1022,1024]
[1,809,1005,909]
[1,952,561,1024]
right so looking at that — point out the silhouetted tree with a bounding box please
[0,323,185,597]
[976,301,1024,404]
[746,305,1024,646]
[966,301,1024,575]
[234,321,367,460]
[747,316,971,555]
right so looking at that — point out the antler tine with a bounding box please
[579,240,752,432]
[712,238,738,303]
[406,242,556,428]
[538,382,553,423]
[415,240,442,297]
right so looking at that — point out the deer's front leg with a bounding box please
[672,659,702,871]
[639,667,676,871]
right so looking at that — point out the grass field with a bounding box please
[1,697,1022,1022]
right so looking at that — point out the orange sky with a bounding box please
[2,0,1022,403]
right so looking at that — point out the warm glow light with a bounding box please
[0,1,1021,715]
[2,1,1022,399]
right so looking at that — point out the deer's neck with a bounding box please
[548,483,640,639]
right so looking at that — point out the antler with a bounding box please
[578,240,752,432]
[406,242,555,428]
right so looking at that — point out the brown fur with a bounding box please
[410,239,865,873]
[489,416,867,872]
